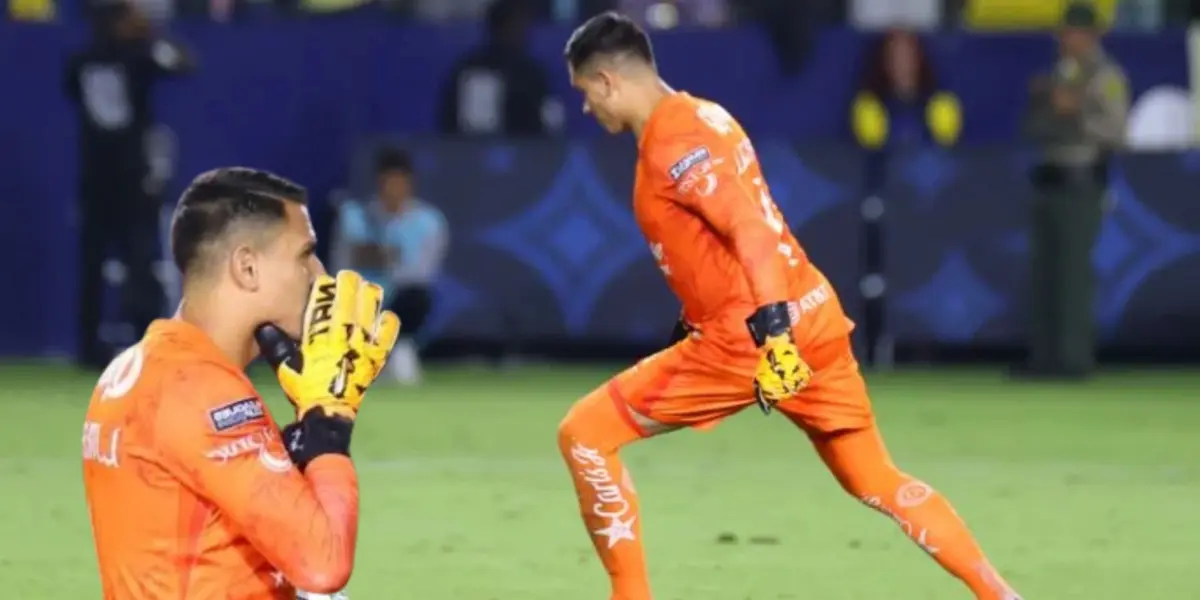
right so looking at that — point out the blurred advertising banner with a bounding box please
[14,138,1200,357]
[395,141,1200,350]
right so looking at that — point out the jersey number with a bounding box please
[696,102,798,267]
[754,177,798,267]
[97,345,145,401]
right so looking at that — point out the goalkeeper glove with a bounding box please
[746,302,812,414]
[255,270,400,469]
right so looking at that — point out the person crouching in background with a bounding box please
[336,147,448,384]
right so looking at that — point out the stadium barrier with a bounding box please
[397,142,1200,356]
[15,140,1200,360]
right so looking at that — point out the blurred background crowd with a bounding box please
[8,0,1200,29]
[4,0,1200,383]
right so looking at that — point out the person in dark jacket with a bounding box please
[438,0,562,136]
[64,0,194,369]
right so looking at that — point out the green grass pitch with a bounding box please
[1,363,1197,599]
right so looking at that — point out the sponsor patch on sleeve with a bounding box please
[208,397,266,432]
[667,147,711,181]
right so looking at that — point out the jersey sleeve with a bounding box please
[647,127,790,308]
[156,364,358,594]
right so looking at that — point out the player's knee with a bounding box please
[556,408,608,454]
[556,392,633,455]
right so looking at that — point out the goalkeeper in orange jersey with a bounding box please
[555,13,1023,600]
[82,168,399,599]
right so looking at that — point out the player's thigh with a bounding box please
[775,337,875,435]
[608,339,758,434]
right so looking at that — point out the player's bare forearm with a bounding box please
[240,456,359,593]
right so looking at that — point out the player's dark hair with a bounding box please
[170,167,307,276]
[564,11,654,73]
[374,146,413,176]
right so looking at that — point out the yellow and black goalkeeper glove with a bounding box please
[348,275,402,396]
[254,270,400,470]
[255,270,400,420]
[746,302,812,414]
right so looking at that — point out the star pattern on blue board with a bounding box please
[894,250,1006,342]
[899,148,956,208]
[483,145,516,173]
[1178,150,1200,173]
[416,274,477,345]
[755,141,847,228]
[476,145,643,335]
[1090,173,1200,331]
[1010,148,1037,176]
[992,174,1200,334]
[623,313,663,343]
[412,148,438,173]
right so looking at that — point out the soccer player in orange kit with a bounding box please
[81,167,399,599]
[557,13,1023,600]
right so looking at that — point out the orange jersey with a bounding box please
[82,320,358,599]
[635,92,819,336]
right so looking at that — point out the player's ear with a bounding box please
[229,244,261,293]
[596,69,616,96]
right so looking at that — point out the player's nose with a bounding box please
[310,256,328,278]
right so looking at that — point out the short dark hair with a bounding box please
[374,146,413,176]
[564,11,654,73]
[170,167,307,276]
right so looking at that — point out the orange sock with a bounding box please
[811,427,1022,600]
[557,386,651,600]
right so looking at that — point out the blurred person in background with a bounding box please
[8,0,55,22]
[615,0,729,28]
[335,147,448,385]
[64,0,195,370]
[732,0,828,74]
[851,28,961,156]
[438,0,563,136]
[1019,2,1128,381]
[849,0,941,30]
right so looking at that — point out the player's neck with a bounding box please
[629,78,674,139]
[176,292,259,367]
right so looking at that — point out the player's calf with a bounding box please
[812,428,1022,600]
[557,390,652,600]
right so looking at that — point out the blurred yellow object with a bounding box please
[963,0,1115,30]
[8,0,55,21]
[300,0,368,14]
[852,93,889,150]
[926,92,962,147]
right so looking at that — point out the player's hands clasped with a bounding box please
[265,270,401,421]
[746,302,813,413]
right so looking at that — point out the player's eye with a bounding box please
[298,242,317,260]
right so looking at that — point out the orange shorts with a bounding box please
[606,277,874,435]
